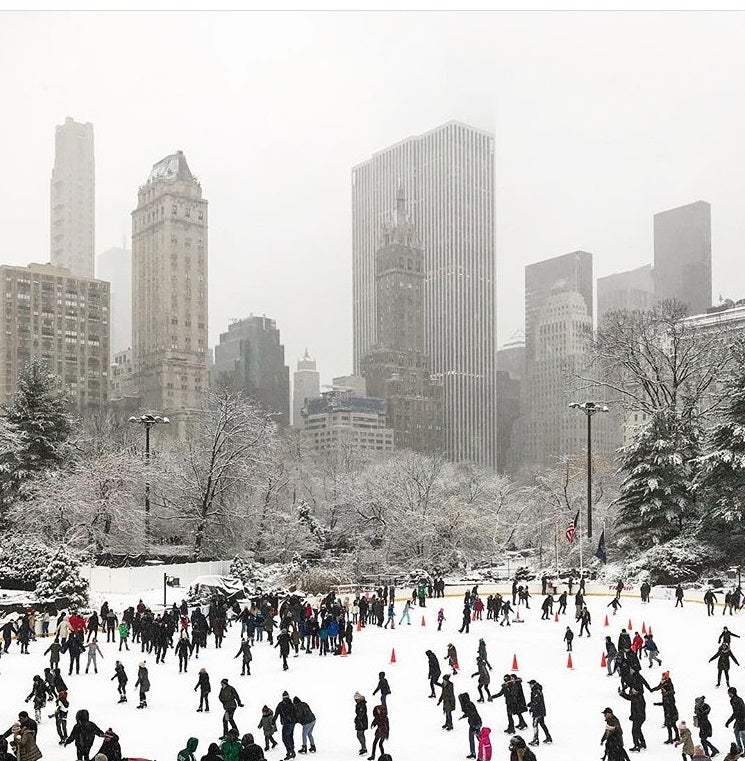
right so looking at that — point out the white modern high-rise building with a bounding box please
[293,349,320,427]
[352,121,496,466]
[50,117,95,278]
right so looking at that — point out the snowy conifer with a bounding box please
[1,358,73,487]
[697,342,745,522]
[616,409,700,548]
[35,546,88,608]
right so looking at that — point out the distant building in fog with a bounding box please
[212,315,290,426]
[511,253,618,470]
[497,331,525,472]
[301,389,394,454]
[360,186,442,453]
[332,375,367,396]
[97,247,131,357]
[0,263,109,412]
[654,200,712,315]
[131,151,209,432]
[597,264,655,324]
[353,121,496,466]
[51,117,95,278]
[292,349,320,427]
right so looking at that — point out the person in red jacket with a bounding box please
[631,632,644,653]
[477,726,492,761]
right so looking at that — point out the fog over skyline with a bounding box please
[2,11,745,386]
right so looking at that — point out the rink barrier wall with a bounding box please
[80,560,233,594]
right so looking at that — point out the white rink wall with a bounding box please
[80,560,233,594]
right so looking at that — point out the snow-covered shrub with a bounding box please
[290,566,354,594]
[0,537,58,589]
[35,547,89,608]
[229,554,255,584]
[623,535,724,585]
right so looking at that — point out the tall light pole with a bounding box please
[568,401,608,540]
[129,413,170,543]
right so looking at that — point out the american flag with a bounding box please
[565,511,579,544]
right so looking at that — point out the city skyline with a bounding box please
[3,13,745,390]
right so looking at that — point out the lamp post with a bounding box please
[129,413,170,543]
[568,401,609,540]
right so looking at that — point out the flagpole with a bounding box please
[554,516,559,578]
[578,509,584,578]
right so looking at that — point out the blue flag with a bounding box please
[594,529,607,564]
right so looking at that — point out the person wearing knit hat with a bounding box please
[273,691,297,759]
[677,721,694,757]
[97,727,122,761]
[354,693,368,756]
[134,661,150,709]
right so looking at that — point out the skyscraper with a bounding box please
[596,264,655,324]
[131,151,208,426]
[293,349,320,427]
[212,315,290,426]
[50,117,95,278]
[97,246,132,357]
[654,200,712,315]
[360,186,442,453]
[0,263,109,412]
[511,252,618,469]
[352,121,496,465]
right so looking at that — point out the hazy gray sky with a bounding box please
[2,11,745,386]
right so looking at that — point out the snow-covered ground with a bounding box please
[0,584,739,760]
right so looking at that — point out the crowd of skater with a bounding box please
[2,574,745,759]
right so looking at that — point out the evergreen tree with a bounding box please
[0,358,73,500]
[698,342,745,523]
[35,546,89,609]
[616,409,700,549]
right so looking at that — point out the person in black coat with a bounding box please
[709,643,740,687]
[726,686,745,751]
[273,690,297,759]
[195,667,211,712]
[619,684,646,751]
[693,696,719,758]
[275,629,291,671]
[493,675,516,734]
[239,733,265,761]
[458,692,482,760]
[64,708,104,761]
[372,671,391,708]
[219,678,244,738]
[353,693,368,756]
[650,672,679,743]
[527,680,552,746]
[96,727,123,761]
[425,650,441,698]
[458,602,471,634]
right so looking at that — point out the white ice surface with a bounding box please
[0,586,737,760]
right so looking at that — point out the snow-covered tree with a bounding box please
[697,341,745,523]
[0,358,73,510]
[35,546,89,608]
[12,450,147,553]
[158,389,277,559]
[615,410,701,548]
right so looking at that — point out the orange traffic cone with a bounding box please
[628,619,633,630]
[554,612,559,622]
[648,625,653,636]
[641,622,647,635]
[390,648,396,664]
[421,615,426,627]
[511,654,518,671]
[601,652,607,668]
[515,608,522,622]
[567,652,573,669]
[340,640,348,657]
[472,611,476,621]
[356,620,362,632]
[604,615,609,627]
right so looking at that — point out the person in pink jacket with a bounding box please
[477,726,492,761]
